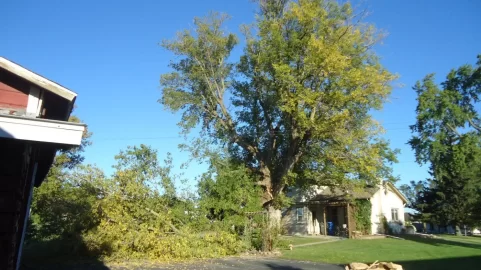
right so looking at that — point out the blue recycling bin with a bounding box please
[327,222,334,235]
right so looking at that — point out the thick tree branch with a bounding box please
[468,118,481,132]
[446,123,461,137]
[145,207,185,236]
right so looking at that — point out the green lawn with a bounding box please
[441,234,481,244]
[280,236,330,246]
[281,235,481,270]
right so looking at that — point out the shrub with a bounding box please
[352,199,372,234]
[82,224,245,261]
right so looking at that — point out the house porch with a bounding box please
[305,201,356,238]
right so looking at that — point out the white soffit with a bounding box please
[0,115,85,145]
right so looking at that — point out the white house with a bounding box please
[282,181,408,238]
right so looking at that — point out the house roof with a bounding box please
[308,182,409,204]
[309,186,379,202]
[0,57,77,101]
[0,57,84,187]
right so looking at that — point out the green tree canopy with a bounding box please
[198,158,262,227]
[160,0,397,208]
[407,55,481,228]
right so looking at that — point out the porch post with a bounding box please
[346,203,351,239]
[323,205,327,236]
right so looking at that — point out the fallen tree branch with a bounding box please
[145,207,186,236]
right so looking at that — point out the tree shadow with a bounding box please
[396,255,481,270]
[20,235,110,270]
[402,235,481,250]
[260,259,343,270]
[263,263,303,270]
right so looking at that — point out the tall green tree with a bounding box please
[160,0,397,208]
[408,55,481,229]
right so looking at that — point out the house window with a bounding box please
[296,207,304,223]
[391,208,399,221]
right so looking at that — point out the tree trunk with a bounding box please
[267,205,281,226]
[259,173,274,207]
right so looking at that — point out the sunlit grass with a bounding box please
[282,235,481,270]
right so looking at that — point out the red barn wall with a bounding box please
[0,70,29,114]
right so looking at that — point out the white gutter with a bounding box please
[0,115,84,145]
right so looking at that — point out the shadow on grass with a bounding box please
[402,235,481,250]
[397,255,481,270]
[20,235,110,270]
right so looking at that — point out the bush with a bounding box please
[276,238,290,250]
[352,199,372,234]
[22,235,97,263]
[382,216,392,234]
[83,227,244,261]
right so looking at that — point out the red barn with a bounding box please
[0,57,85,270]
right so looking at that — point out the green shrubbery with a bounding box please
[83,229,243,261]
[352,199,372,234]
[25,144,271,262]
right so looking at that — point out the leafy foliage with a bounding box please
[352,199,371,234]
[160,0,398,208]
[406,55,481,227]
[29,165,103,239]
[27,142,250,261]
[29,116,95,240]
[198,159,263,229]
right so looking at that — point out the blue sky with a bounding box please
[2,0,480,188]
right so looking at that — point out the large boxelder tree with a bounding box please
[160,0,397,209]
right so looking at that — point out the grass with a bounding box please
[280,235,330,246]
[281,235,481,270]
[441,234,481,244]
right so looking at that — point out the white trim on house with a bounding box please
[0,115,84,145]
[0,57,77,101]
[26,86,41,117]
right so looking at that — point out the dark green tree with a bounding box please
[408,55,481,231]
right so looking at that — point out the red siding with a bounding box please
[0,82,28,109]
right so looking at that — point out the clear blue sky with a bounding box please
[2,0,480,188]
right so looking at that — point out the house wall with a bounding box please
[370,184,406,234]
[0,69,46,118]
[370,188,383,234]
[0,70,29,116]
[309,205,323,235]
[0,139,35,270]
[282,206,309,235]
[282,204,332,236]
[426,224,455,234]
